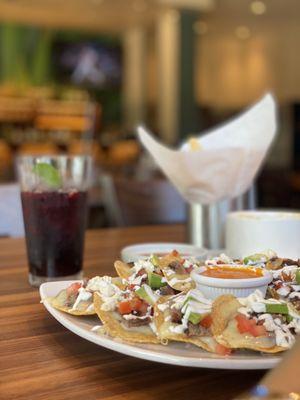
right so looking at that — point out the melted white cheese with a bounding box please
[126,258,156,285]
[87,276,114,293]
[239,290,283,309]
[157,303,169,312]
[205,253,235,266]
[142,284,159,304]
[183,259,197,270]
[257,314,295,348]
[128,273,147,286]
[87,276,122,311]
[71,288,92,310]
[167,289,212,335]
[288,318,300,333]
[238,290,298,349]
[289,292,300,299]
[276,285,292,297]
[133,259,155,274]
[86,303,95,312]
[122,314,150,320]
[149,322,158,334]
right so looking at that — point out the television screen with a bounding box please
[53,39,122,89]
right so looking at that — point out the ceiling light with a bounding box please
[193,21,208,35]
[250,1,266,15]
[235,26,251,40]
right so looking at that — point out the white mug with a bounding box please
[226,210,300,259]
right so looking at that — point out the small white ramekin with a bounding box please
[121,243,207,263]
[191,269,273,299]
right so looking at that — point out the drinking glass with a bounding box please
[17,155,92,287]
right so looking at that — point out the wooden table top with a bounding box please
[0,225,265,400]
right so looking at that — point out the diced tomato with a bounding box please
[118,301,133,315]
[137,268,147,277]
[66,282,82,297]
[118,297,149,315]
[200,315,212,329]
[127,284,136,291]
[215,343,232,356]
[171,250,179,257]
[274,281,283,290]
[185,265,194,273]
[250,324,267,337]
[138,301,149,315]
[235,314,267,337]
[130,297,143,311]
[235,314,254,334]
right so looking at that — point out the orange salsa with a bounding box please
[201,266,263,279]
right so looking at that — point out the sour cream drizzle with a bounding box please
[71,287,92,310]
[270,266,300,301]
[166,289,212,334]
[142,284,159,304]
[127,258,156,285]
[87,276,122,311]
[168,276,192,286]
[132,259,155,274]
[238,290,299,348]
[205,253,235,266]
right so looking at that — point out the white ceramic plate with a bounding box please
[121,243,207,263]
[40,280,281,370]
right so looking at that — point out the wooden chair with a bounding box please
[68,140,106,165]
[0,139,13,180]
[101,174,187,227]
[18,142,60,156]
[106,140,140,167]
[35,100,101,136]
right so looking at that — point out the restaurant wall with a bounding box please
[195,20,300,108]
[193,19,300,168]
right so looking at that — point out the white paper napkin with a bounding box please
[137,93,277,204]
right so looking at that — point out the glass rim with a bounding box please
[16,154,93,162]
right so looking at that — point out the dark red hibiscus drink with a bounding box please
[17,156,91,287]
[21,190,87,278]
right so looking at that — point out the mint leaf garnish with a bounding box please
[33,163,62,188]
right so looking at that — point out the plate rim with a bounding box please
[40,280,282,370]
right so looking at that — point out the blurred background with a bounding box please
[0,0,300,236]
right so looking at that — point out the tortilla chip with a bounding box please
[114,260,132,280]
[211,295,285,353]
[154,296,216,352]
[50,289,95,316]
[159,253,182,269]
[159,253,195,292]
[162,271,195,292]
[94,292,160,344]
